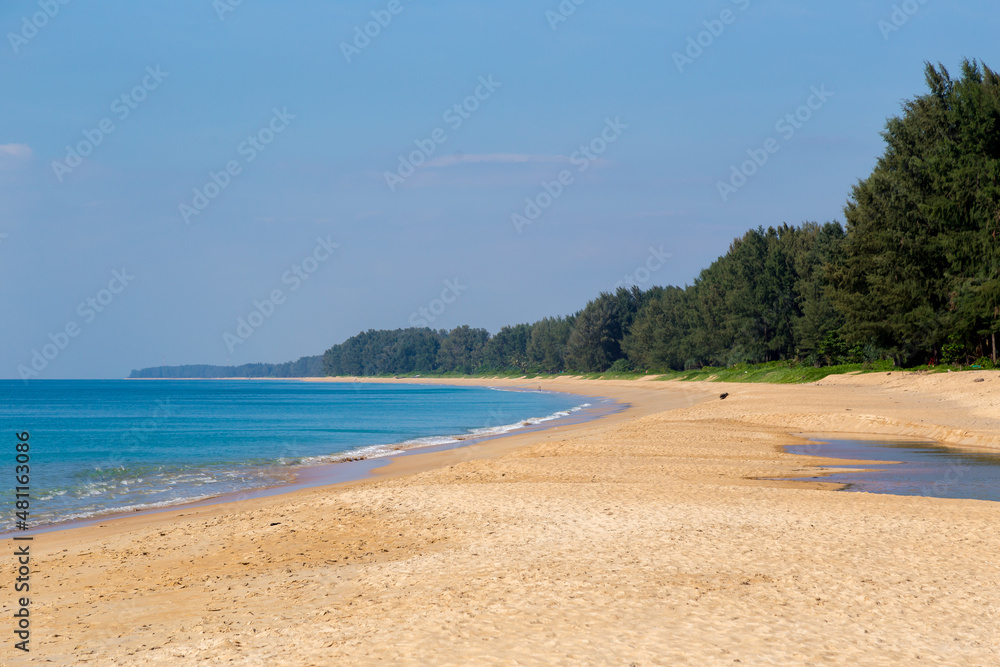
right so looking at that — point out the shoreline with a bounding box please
[12,371,999,541]
[1,382,616,539]
[9,372,1000,663]
[128,370,1000,452]
[0,379,712,549]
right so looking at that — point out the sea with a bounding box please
[0,380,592,531]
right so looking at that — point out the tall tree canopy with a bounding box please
[831,59,1000,364]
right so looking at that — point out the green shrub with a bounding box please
[608,358,634,373]
[941,335,965,365]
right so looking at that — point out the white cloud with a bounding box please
[0,144,32,159]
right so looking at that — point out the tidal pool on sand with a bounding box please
[786,438,1000,502]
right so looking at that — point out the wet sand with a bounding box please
[5,372,1000,665]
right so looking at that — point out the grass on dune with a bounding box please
[586,360,966,384]
[650,362,884,384]
[348,360,985,385]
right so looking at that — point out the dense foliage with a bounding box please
[133,60,1000,379]
[830,60,1000,365]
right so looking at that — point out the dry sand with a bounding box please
[5,372,1000,665]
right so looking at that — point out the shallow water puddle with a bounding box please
[786,438,1000,502]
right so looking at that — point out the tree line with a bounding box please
[129,355,323,379]
[320,220,849,376]
[323,61,999,375]
[132,60,1000,379]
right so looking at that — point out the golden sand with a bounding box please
[5,372,1000,665]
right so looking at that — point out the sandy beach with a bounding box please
[6,372,1000,665]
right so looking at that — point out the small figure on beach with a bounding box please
[720,392,729,400]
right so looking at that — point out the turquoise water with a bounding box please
[787,438,1000,502]
[1,380,589,529]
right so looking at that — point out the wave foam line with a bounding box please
[297,402,592,466]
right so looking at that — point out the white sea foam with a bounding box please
[296,402,592,466]
[35,493,224,527]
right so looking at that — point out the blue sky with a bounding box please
[1,0,997,378]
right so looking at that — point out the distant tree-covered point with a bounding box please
[128,355,323,379]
